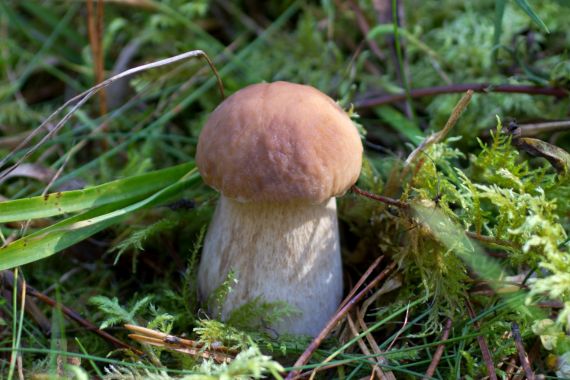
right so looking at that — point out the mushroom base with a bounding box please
[197,196,343,336]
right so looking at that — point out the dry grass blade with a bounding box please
[464,231,519,249]
[124,324,237,364]
[0,50,225,181]
[345,315,379,377]
[404,90,473,168]
[286,261,397,380]
[357,276,402,379]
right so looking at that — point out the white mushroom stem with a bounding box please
[198,195,343,336]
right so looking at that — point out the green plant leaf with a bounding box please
[413,203,505,286]
[493,0,506,61]
[0,169,200,270]
[513,0,550,33]
[0,162,194,223]
[374,106,424,144]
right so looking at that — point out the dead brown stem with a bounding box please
[339,255,384,310]
[466,298,497,380]
[343,315,388,380]
[355,83,568,109]
[15,273,143,355]
[285,261,398,380]
[125,324,236,363]
[404,90,473,170]
[351,185,409,209]
[423,318,453,379]
[86,0,107,117]
[511,322,535,380]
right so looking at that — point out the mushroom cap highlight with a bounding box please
[196,81,363,204]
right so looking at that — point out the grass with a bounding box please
[1,0,570,379]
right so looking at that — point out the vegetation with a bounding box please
[1,0,570,378]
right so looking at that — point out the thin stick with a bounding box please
[0,50,225,180]
[423,318,453,380]
[338,255,383,310]
[124,324,237,355]
[356,277,401,380]
[302,272,402,380]
[511,322,535,380]
[517,120,570,136]
[285,261,397,380]
[481,120,570,138]
[295,362,346,379]
[125,324,237,364]
[355,83,568,108]
[341,315,386,380]
[465,298,497,380]
[351,186,409,209]
[22,281,143,355]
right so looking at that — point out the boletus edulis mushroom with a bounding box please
[196,81,363,336]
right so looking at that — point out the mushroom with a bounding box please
[195,81,363,336]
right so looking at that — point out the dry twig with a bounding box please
[286,261,398,380]
[339,255,384,310]
[125,324,236,364]
[30,290,142,354]
[355,83,568,109]
[511,322,535,380]
[464,231,519,249]
[351,185,409,209]
[466,298,497,380]
[423,318,453,380]
[345,314,389,380]
[347,0,385,63]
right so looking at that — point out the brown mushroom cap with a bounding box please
[196,81,363,204]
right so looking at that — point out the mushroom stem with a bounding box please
[198,195,343,336]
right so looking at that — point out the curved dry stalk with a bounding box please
[403,90,473,170]
[0,50,225,181]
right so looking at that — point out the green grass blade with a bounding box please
[0,163,194,223]
[513,0,549,33]
[367,24,439,60]
[374,106,425,144]
[75,338,104,378]
[0,169,200,270]
[493,0,506,61]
